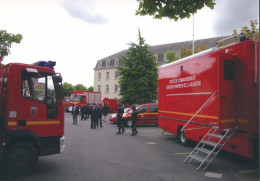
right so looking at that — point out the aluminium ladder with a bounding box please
[184,126,233,170]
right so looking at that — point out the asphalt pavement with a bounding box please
[0,113,258,181]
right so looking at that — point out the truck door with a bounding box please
[18,70,61,137]
[137,105,148,124]
[219,52,237,129]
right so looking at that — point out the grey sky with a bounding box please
[213,0,259,36]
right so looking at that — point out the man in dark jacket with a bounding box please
[90,104,98,129]
[116,103,124,134]
[102,103,109,122]
[97,103,103,127]
[131,105,138,135]
[72,104,79,125]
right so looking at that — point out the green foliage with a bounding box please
[118,29,158,104]
[233,19,259,41]
[0,30,23,60]
[136,0,215,21]
[180,46,192,58]
[87,86,94,91]
[166,50,178,63]
[74,84,88,91]
[63,82,74,96]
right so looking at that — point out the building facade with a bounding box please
[94,36,228,100]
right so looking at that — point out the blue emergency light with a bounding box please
[33,61,56,69]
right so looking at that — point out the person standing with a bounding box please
[90,104,98,129]
[81,104,86,121]
[97,103,103,127]
[102,103,109,122]
[86,104,90,119]
[131,105,138,135]
[72,104,79,125]
[116,103,124,134]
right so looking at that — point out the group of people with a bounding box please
[72,103,109,128]
[72,102,139,136]
[116,103,138,136]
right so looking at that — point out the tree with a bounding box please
[74,84,87,91]
[166,50,178,63]
[0,30,23,61]
[87,86,94,91]
[118,29,158,104]
[63,82,74,96]
[136,0,216,21]
[179,46,192,58]
[233,19,259,41]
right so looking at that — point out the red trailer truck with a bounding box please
[66,91,101,112]
[158,38,259,162]
[100,97,118,113]
[0,61,65,175]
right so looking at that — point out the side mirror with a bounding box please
[54,76,62,84]
[55,84,63,99]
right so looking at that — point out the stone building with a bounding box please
[94,36,228,100]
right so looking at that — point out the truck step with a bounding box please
[190,155,205,163]
[201,140,219,147]
[207,133,224,139]
[195,147,213,155]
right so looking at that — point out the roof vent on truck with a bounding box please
[33,61,56,69]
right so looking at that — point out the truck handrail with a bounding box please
[180,91,218,132]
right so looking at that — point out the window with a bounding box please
[106,85,109,92]
[164,54,168,62]
[98,85,101,92]
[97,61,102,68]
[22,75,46,102]
[115,60,119,66]
[224,60,235,81]
[114,84,118,92]
[110,59,115,67]
[106,72,109,80]
[106,60,110,67]
[150,105,158,113]
[115,71,118,79]
[158,54,164,62]
[138,105,148,113]
[98,72,101,80]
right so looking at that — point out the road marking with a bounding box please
[146,142,157,145]
[239,169,258,174]
[173,152,189,155]
[205,172,223,179]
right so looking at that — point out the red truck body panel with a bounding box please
[158,40,259,158]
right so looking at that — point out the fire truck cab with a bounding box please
[0,61,65,175]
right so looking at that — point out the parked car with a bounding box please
[109,107,131,123]
[122,103,158,127]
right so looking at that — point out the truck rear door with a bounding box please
[219,52,237,129]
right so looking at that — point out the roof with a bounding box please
[95,36,230,69]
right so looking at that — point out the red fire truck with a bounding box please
[66,91,101,112]
[0,61,65,175]
[100,97,118,113]
[158,38,259,159]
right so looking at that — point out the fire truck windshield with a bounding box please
[69,95,80,101]
[21,71,57,104]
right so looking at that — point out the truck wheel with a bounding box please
[3,142,38,176]
[178,128,188,145]
[126,119,132,127]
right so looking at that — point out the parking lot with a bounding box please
[1,113,258,181]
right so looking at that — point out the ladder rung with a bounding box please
[190,155,205,163]
[195,147,212,154]
[201,140,219,147]
[207,133,224,139]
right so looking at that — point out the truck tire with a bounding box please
[3,142,38,176]
[177,127,188,145]
[126,119,133,127]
